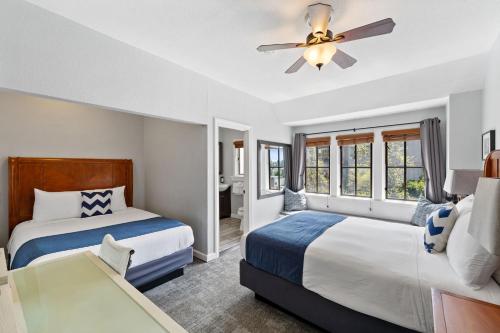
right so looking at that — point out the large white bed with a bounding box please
[8,207,194,269]
[241,213,500,332]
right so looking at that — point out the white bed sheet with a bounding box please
[241,215,500,333]
[8,208,194,268]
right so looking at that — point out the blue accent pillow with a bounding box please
[284,188,307,212]
[424,204,458,253]
[81,190,113,218]
[411,198,450,226]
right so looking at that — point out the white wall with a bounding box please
[274,54,486,126]
[143,118,207,253]
[0,91,146,247]
[0,0,291,258]
[447,90,483,170]
[219,128,244,215]
[482,34,500,134]
[293,107,446,223]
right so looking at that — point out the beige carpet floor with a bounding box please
[144,246,322,333]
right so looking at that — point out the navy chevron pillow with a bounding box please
[81,190,113,218]
[423,204,458,253]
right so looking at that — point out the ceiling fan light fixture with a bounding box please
[306,3,333,37]
[304,43,337,70]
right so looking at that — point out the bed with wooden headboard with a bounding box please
[239,150,500,333]
[8,157,133,235]
[7,157,193,289]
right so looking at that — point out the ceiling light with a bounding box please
[303,43,337,70]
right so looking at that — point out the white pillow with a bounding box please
[456,195,500,285]
[110,186,127,212]
[455,194,474,215]
[446,211,500,289]
[33,189,81,222]
[424,204,458,253]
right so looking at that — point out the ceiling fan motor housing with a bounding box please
[307,30,334,45]
[306,3,333,37]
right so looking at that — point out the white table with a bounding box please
[3,250,187,333]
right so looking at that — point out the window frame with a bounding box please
[305,145,331,194]
[235,147,244,176]
[339,143,373,198]
[384,140,425,201]
[268,146,284,191]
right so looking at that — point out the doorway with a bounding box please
[214,119,252,256]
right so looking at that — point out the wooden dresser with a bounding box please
[432,288,500,333]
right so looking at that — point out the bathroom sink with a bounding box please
[219,184,230,191]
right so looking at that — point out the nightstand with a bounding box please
[432,288,500,333]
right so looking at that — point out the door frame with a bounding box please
[213,118,253,256]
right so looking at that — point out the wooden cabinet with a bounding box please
[219,187,231,219]
[432,288,500,333]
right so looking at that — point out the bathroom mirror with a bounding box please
[257,140,292,199]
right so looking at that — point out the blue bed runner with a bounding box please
[12,217,185,269]
[246,211,347,285]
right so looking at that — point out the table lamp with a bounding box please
[443,169,482,203]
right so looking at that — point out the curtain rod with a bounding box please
[304,120,431,136]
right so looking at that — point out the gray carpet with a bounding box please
[144,246,321,333]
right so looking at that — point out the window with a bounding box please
[337,133,373,198]
[234,140,244,176]
[257,141,291,199]
[383,129,425,201]
[268,146,284,191]
[305,137,330,194]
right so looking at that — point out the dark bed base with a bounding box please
[126,247,193,290]
[240,260,417,333]
[136,267,185,292]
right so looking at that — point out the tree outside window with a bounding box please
[383,128,425,201]
[268,147,284,191]
[340,143,372,197]
[337,133,374,198]
[305,142,330,194]
[385,140,425,200]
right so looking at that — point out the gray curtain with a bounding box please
[420,118,446,203]
[283,145,292,190]
[291,133,306,191]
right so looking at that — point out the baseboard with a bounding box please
[193,249,219,262]
[230,213,243,219]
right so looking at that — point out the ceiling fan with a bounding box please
[257,3,395,73]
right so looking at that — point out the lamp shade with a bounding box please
[304,43,336,70]
[443,169,483,195]
[468,177,500,255]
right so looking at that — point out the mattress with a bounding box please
[8,208,194,268]
[241,214,500,333]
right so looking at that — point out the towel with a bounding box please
[232,182,244,195]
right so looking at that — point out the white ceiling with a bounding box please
[26,0,500,103]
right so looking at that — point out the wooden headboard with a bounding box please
[8,157,133,234]
[484,150,500,178]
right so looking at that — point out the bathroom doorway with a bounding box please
[214,119,252,256]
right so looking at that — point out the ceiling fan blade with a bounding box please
[285,56,307,74]
[332,49,357,69]
[257,43,305,52]
[334,18,395,43]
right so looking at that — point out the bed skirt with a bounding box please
[126,247,193,288]
[240,259,417,333]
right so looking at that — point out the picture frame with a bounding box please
[482,130,496,160]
